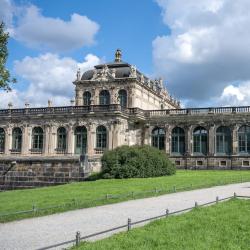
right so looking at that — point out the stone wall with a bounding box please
[170,156,250,170]
[0,157,86,190]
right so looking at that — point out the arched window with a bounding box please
[238,125,250,154]
[0,128,5,153]
[216,126,231,155]
[118,89,127,108]
[12,127,22,152]
[99,90,110,105]
[172,127,185,155]
[96,126,107,149]
[193,126,208,155]
[75,126,87,154]
[152,127,165,150]
[57,127,67,151]
[32,127,43,151]
[83,91,91,106]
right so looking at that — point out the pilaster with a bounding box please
[208,125,215,156]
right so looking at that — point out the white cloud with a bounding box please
[0,1,99,51]
[153,0,250,107]
[0,0,15,34]
[0,53,101,108]
[215,81,250,106]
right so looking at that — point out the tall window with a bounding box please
[99,90,110,105]
[152,127,165,150]
[216,126,231,155]
[75,126,87,154]
[57,127,67,151]
[83,91,91,106]
[96,126,107,149]
[193,126,208,155]
[238,125,250,154]
[0,128,5,153]
[172,127,185,155]
[118,89,127,108]
[12,127,22,152]
[32,127,43,150]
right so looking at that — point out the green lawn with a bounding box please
[0,170,250,223]
[73,199,250,250]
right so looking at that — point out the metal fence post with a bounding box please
[127,218,131,231]
[32,204,36,212]
[131,191,134,198]
[234,192,237,198]
[106,194,109,200]
[76,231,81,246]
[195,201,198,208]
[166,209,169,217]
[216,196,219,204]
[173,186,176,192]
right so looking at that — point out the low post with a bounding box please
[173,186,176,192]
[32,204,36,212]
[216,196,219,204]
[195,201,198,208]
[76,231,81,246]
[155,188,157,194]
[166,209,169,217]
[234,192,237,198]
[127,218,131,231]
[131,191,134,198]
[106,194,109,200]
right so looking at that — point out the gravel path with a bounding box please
[0,182,250,250]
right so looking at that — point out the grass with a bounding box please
[73,199,250,250]
[0,170,250,223]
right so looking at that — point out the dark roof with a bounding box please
[81,61,134,80]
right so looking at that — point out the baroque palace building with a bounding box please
[1,49,250,189]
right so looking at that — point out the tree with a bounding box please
[0,22,16,91]
[101,145,176,179]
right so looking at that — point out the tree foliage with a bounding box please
[0,22,16,91]
[101,145,176,179]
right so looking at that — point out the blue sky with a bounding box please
[7,0,169,75]
[1,0,250,108]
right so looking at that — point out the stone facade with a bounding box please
[0,50,250,189]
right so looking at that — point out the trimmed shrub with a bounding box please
[100,145,176,179]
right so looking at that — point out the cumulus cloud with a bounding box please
[153,0,250,107]
[0,53,101,108]
[215,81,250,106]
[0,1,99,51]
[0,0,15,34]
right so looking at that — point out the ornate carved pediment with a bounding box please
[91,65,116,82]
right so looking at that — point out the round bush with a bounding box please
[100,145,176,179]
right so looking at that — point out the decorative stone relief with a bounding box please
[129,65,137,78]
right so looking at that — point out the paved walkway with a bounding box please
[0,182,250,250]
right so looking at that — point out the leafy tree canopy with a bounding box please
[0,22,16,91]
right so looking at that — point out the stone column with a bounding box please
[185,126,192,156]
[108,123,114,150]
[87,124,94,156]
[21,125,30,155]
[67,125,74,155]
[208,125,215,156]
[44,125,51,155]
[4,126,11,155]
[165,125,170,155]
[49,126,57,155]
[143,125,151,146]
[77,89,83,106]
[232,125,238,155]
